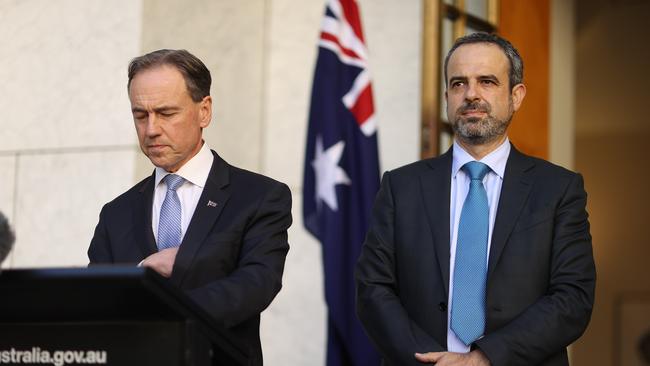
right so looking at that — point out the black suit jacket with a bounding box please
[355,146,595,366]
[88,151,292,366]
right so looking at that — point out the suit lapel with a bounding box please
[488,147,534,278]
[171,151,231,287]
[134,173,158,258]
[420,149,453,296]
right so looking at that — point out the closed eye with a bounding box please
[132,111,147,120]
[155,107,181,118]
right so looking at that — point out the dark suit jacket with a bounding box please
[88,151,292,366]
[355,146,595,366]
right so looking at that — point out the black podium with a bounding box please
[0,267,247,365]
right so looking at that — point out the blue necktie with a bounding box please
[157,174,185,250]
[451,161,491,345]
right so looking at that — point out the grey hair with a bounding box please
[127,49,211,102]
[444,32,524,90]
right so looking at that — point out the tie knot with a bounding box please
[163,174,185,191]
[462,161,490,181]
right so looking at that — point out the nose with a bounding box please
[144,114,161,137]
[464,80,481,102]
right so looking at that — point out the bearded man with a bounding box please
[355,32,595,366]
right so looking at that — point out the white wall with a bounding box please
[0,1,422,364]
[0,0,142,268]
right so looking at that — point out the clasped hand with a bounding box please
[141,247,179,278]
[415,350,490,365]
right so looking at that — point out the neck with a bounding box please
[456,135,507,160]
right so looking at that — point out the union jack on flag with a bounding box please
[303,0,381,365]
[318,0,376,137]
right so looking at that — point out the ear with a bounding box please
[198,96,212,128]
[511,83,526,111]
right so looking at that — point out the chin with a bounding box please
[457,134,487,145]
[147,156,167,169]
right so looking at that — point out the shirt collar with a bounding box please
[154,141,214,189]
[452,138,511,180]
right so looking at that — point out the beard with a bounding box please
[451,100,513,146]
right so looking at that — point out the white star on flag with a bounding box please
[311,135,351,211]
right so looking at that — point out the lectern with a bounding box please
[0,267,247,365]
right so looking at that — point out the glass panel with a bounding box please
[465,24,480,35]
[439,73,448,122]
[440,17,454,122]
[439,130,453,154]
[465,23,482,36]
[465,0,488,20]
[421,124,431,154]
[441,17,454,59]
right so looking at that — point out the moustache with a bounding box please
[457,101,491,115]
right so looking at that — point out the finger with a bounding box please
[160,247,178,255]
[415,352,443,362]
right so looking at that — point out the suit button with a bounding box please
[438,302,447,312]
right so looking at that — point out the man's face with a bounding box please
[129,65,211,172]
[445,43,525,146]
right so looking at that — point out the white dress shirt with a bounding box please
[447,138,511,352]
[152,142,214,245]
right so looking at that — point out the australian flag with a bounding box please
[303,1,381,365]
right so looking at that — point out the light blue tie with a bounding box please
[157,174,185,250]
[451,161,491,346]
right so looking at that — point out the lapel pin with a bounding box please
[207,200,218,207]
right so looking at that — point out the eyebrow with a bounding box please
[448,74,501,85]
[478,74,501,84]
[448,76,467,85]
[131,106,181,114]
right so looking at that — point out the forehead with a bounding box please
[129,65,189,100]
[447,43,509,78]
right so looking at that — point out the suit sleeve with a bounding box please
[186,182,292,328]
[87,205,114,264]
[475,173,596,365]
[356,171,444,365]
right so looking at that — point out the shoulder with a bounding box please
[229,164,286,187]
[213,153,291,201]
[383,151,451,182]
[389,159,434,176]
[220,163,292,218]
[510,148,581,181]
[508,148,586,199]
[100,174,152,213]
[211,150,287,188]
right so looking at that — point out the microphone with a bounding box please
[0,211,15,264]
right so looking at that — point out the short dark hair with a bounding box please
[444,32,524,90]
[127,49,211,102]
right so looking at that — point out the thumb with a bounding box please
[415,352,443,363]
